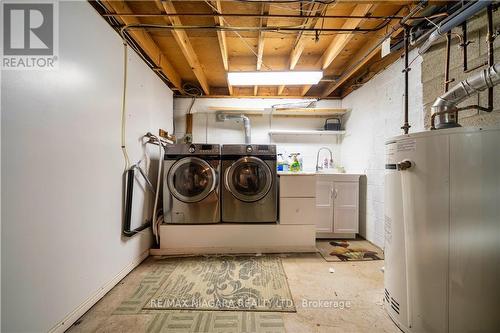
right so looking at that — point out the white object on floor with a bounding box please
[329,267,335,273]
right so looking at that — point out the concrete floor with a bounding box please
[68,253,400,333]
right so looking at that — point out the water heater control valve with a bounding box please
[398,160,413,171]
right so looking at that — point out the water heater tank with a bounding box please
[384,127,500,333]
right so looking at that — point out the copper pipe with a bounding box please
[185,114,193,136]
[464,61,488,74]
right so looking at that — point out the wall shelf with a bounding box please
[207,106,347,117]
[268,129,346,136]
[272,108,346,117]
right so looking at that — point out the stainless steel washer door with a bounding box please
[225,156,272,202]
[168,157,216,203]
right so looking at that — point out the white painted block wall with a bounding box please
[341,49,424,247]
[174,98,343,171]
[1,2,173,332]
[173,52,425,248]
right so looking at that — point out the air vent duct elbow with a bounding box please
[216,112,251,144]
[431,63,500,129]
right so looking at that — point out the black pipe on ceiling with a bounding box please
[119,23,384,33]
[102,12,447,21]
[487,4,494,111]
[401,27,411,135]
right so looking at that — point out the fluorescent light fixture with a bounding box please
[227,71,323,86]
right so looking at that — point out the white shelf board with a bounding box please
[272,108,346,116]
[268,129,346,136]
[206,107,347,117]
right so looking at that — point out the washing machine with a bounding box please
[163,143,220,224]
[221,144,277,223]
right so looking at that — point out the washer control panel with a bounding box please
[222,144,276,156]
[164,144,221,155]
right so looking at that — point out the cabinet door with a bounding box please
[333,182,359,233]
[315,180,334,233]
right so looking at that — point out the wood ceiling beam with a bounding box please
[278,2,324,96]
[256,4,269,71]
[156,0,210,95]
[340,48,402,98]
[320,4,374,69]
[288,2,324,69]
[104,0,182,90]
[320,39,384,98]
[211,1,232,95]
[255,3,270,96]
[301,3,375,96]
[321,6,410,97]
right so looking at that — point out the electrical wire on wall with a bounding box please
[121,43,131,170]
[120,38,165,241]
[148,134,164,245]
[179,83,203,143]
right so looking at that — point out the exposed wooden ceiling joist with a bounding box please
[278,1,325,96]
[321,6,411,97]
[254,3,269,96]
[103,0,182,90]
[156,0,210,95]
[211,0,232,95]
[320,4,375,69]
[92,0,438,99]
[301,3,375,96]
[256,3,269,72]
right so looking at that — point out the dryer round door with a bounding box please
[225,156,272,202]
[167,157,217,203]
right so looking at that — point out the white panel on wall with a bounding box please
[1,2,173,332]
[340,49,424,248]
[173,98,343,171]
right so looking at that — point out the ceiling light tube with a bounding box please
[227,71,323,86]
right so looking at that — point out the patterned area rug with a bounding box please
[144,256,295,312]
[114,256,295,314]
[147,312,285,333]
[317,239,384,262]
[114,259,179,314]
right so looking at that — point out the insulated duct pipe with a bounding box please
[216,112,251,144]
[419,0,491,54]
[431,63,500,129]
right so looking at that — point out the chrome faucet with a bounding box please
[316,147,333,172]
